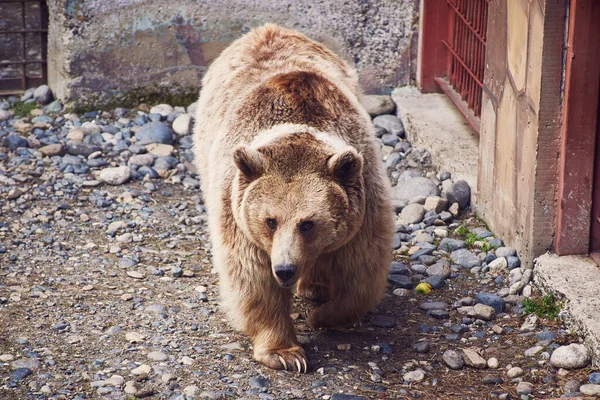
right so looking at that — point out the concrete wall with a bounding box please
[46,0,419,108]
[477,0,565,266]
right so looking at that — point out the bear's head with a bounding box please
[231,132,366,288]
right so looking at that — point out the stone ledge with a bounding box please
[534,253,600,366]
[391,86,479,207]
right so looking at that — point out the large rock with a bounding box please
[33,85,53,104]
[399,203,425,224]
[395,177,440,203]
[135,122,173,145]
[451,248,480,268]
[99,166,131,185]
[462,348,487,369]
[373,114,405,137]
[0,109,10,121]
[173,114,192,135]
[550,344,590,369]
[446,180,471,209]
[361,95,395,116]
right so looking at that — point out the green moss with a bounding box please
[68,84,201,115]
[11,101,39,118]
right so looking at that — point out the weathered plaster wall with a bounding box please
[46,0,419,107]
[477,0,565,266]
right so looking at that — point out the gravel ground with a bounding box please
[1,90,599,399]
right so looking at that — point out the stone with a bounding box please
[524,346,544,357]
[388,274,413,288]
[395,177,440,203]
[489,255,507,271]
[129,153,154,166]
[126,332,144,343]
[487,357,499,369]
[413,341,430,353]
[400,203,425,224]
[419,301,448,311]
[45,99,63,113]
[424,196,448,213]
[550,344,590,369]
[135,122,173,145]
[520,314,538,332]
[426,263,451,279]
[475,292,505,313]
[370,315,397,328]
[438,238,465,252]
[443,350,464,370]
[373,114,405,137]
[67,129,85,141]
[423,275,445,289]
[581,384,600,396]
[39,143,65,156]
[173,113,192,135]
[2,135,28,151]
[403,369,425,383]
[33,85,53,104]
[331,395,368,400]
[66,142,100,157]
[99,166,131,185]
[564,380,581,393]
[361,95,395,116]
[389,262,411,275]
[496,247,517,258]
[132,364,151,375]
[451,248,480,268]
[11,367,32,381]
[249,375,271,388]
[507,367,524,378]
[516,381,534,395]
[482,376,503,385]
[148,351,168,361]
[146,143,174,157]
[0,109,10,121]
[446,180,471,209]
[507,256,521,269]
[150,103,173,116]
[472,303,496,320]
[462,348,487,369]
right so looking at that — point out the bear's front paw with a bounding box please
[254,345,308,373]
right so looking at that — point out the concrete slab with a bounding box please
[535,253,600,366]
[391,86,479,201]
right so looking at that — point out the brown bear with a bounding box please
[192,23,394,373]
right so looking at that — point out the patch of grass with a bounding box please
[480,241,496,253]
[11,101,38,118]
[522,293,562,320]
[455,225,469,236]
[464,232,478,248]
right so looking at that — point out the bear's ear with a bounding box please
[327,147,363,187]
[233,144,266,182]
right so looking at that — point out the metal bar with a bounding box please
[0,29,48,33]
[445,0,487,45]
[21,0,26,89]
[442,40,484,88]
[0,60,47,65]
[435,77,481,134]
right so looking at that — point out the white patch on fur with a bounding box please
[251,123,349,152]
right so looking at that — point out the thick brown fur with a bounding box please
[192,23,394,373]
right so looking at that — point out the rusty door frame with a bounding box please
[555,0,600,258]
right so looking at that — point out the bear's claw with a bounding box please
[256,346,308,373]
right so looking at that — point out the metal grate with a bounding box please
[0,0,48,95]
[437,0,489,131]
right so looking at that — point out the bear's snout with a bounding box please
[274,264,297,287]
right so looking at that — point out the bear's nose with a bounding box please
[274,264,297,285]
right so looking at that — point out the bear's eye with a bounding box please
[299,221,314,233]
[266,218,278,231]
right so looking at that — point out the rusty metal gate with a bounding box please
[0,0,48,95]
[434,0,489,133]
